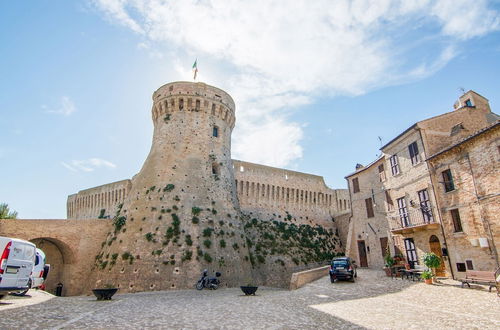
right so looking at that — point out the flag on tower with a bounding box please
[192,59,198,80]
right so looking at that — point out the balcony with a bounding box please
[389,207,439,234]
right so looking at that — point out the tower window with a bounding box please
[390,155,400,176]
[195,99,200,110]
[213,126,219,137]
[179,98,184,110]
[464,99,473,107]
[212,163,220,175]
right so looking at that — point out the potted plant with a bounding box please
[422,252,441,283]
[240,280,258,296]
[92,283,119,300]
[383,250,395,277]
[421,270,433,284]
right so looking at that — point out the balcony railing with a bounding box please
[389,207,438,234]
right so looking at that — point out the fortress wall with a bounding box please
[232,160,349,227]
[67,179,132,219]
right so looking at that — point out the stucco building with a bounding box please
[345,91,499,277]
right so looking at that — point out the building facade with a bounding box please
[427,122,499,277]
[345,157,392,269]
[345,90,499,277]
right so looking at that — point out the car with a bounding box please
[329,257,357,283]
[0,236,36,299]
[12,248,50,296]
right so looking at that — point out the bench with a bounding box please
[460,268,500,292]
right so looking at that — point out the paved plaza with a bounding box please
[0,269,498,329]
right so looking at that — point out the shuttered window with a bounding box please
[352,178,360,193]
[408,141,420,165]
[450,209,463,232]
[365,198,374,218]
[390,155,400,175]
[442,169,455,192]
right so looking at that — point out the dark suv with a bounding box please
[329,257,357,283]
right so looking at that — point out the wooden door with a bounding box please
[380,237,388,259]
[429,235,446,277]
[357,240,368,267]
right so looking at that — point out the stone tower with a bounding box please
[91,82,252,292]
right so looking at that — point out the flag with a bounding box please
[192,59,198,80]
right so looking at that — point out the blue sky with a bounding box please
[1,0,499,218]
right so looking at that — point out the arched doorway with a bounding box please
[30,238,68,295]
[429,235,446,277]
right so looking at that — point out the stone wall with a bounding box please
[233,159,349,228]
[67,180,131,219]
[289,265,330,290]
[428,123,499,277]
[0,219,110,296]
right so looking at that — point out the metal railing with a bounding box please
[389,207,436,231]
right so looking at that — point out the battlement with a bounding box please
[152,81,236,128]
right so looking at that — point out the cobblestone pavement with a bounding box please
[0,269,498,329]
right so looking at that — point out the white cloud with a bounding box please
[90,0,500,167]
[61,158,117,172]
[44,96,76,116]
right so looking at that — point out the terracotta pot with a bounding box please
[424,279,433,285]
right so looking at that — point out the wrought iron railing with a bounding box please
[389,207,436,231]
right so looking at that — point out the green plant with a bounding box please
[163,114,171,123]
[185,235,193,246]
[113,216,126,232]
[219,239,226,248]
[384,249,395,268]
[192,207,202,216]
[192,216,199,224]
[204,253,213,263]
[422,252,441,278]
[203,239,212,248]
[121,252,132,260]
[421,270,433,280]
[145,232,155,242]
[0,203,18,219]
[181,250,193,262]
[163,184,175,192]
[202,228,213,237]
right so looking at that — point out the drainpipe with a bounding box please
[465,153,499,268]
[419,129,455,279]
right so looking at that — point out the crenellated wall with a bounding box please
[233,160,349,227]
[67,179,131,219]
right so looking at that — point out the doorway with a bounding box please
[429,235,446,277]
[404,238,418,269]
[357,240,368,267]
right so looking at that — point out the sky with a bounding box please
[1,0,499,219]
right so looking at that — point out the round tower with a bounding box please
[91,82,251,292]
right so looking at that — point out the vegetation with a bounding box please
[203,253,213,263]
[181,250,192,262]
[384,249,395,268]
[203,239,212,248]
[421,270,433,280]
[219,239,226,248]
[423,252,441,279]
[0,203,18,219]
[192,206,202,216]
[191,216,199,224]
[163,184,175,192]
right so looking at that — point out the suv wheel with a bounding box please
[330,276,335,283]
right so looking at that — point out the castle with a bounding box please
[0,81,349,295]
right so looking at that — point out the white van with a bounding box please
[0,236,36,298]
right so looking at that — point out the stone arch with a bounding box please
[29,237,76,295]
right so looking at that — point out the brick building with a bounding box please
[345,91,499,278]
[427,122,499,277]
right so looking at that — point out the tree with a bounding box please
[422,252,441,281]
[0,203,18,219]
